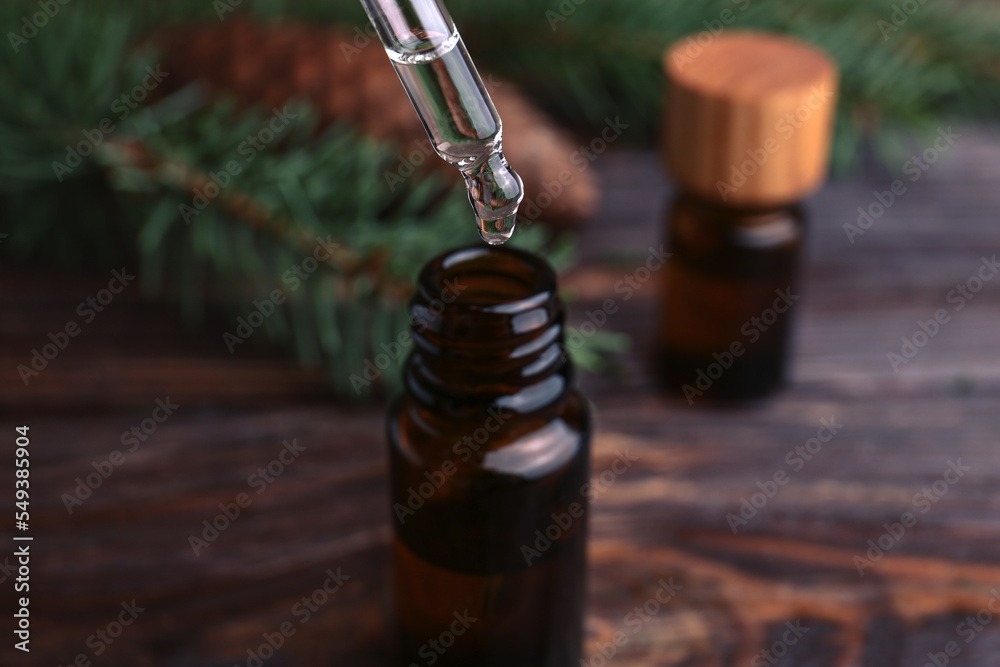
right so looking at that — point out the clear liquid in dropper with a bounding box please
[386,31,523,245]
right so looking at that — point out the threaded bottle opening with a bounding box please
[406,246,569,413]
[413,246,558,337]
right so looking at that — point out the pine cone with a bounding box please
[151,19,598,226]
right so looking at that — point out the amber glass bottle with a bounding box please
[657,32,838,401]
[387,246,590,667]
[660,195,805,399]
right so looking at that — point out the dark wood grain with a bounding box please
[1,130,999,666]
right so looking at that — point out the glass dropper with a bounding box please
[358,0,524,245]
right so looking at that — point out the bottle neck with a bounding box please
[671,190,805,252]
[675,191,804,226]
[404,246,572,417]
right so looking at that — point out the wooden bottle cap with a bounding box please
[662,31,838,207]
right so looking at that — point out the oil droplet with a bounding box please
[477,212,517,245]
[466,153,522,246]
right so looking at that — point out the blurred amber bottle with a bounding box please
[657,32,838,402]
[387,246,590,666]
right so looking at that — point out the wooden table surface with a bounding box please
[2,131,999,667]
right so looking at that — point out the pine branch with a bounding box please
[99,132,397,292]
[0,3,584,397]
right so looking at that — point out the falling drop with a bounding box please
[477,212,517,245]
[466,153,523,246]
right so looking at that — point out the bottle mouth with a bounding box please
[412,246,559,340]
[407,246,569,413]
